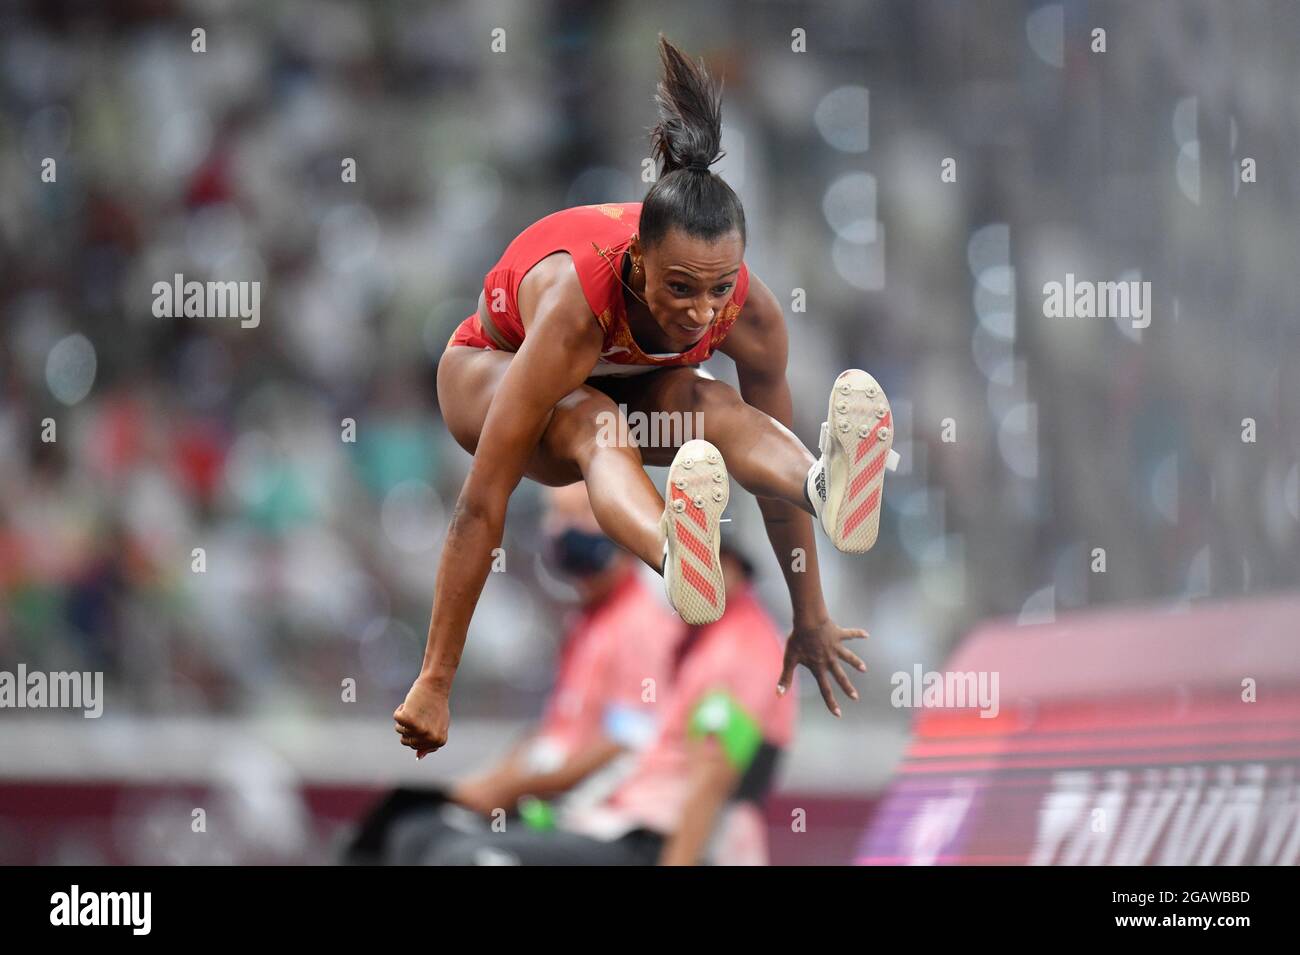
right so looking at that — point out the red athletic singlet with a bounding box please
[445,202,750,377]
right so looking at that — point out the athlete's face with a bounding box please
[635,228,744,350]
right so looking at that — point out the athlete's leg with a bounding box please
[601,366,816,513]
[538,385,669,570]
[609,365,897,554]
[436,346,666,569]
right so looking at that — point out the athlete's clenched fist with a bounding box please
[393,678,450,758]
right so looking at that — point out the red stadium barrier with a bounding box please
[856,595,1300,865]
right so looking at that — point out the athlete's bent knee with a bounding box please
[690,376,744,417]
[542,387,639,472]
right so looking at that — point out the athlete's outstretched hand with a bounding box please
[394,678,450,758]
[777,619,868,716]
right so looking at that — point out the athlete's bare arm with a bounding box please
[394,258,605,757]
[718,273,869,714]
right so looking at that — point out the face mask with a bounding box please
[546,527,618,577]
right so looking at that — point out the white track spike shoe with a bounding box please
[805,369,898,554]
[660,439,728,624]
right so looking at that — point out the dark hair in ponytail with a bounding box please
[640,35,747,251]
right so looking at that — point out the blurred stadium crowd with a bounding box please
[1,0,1298,738]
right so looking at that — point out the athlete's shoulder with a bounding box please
[518,251,589,315]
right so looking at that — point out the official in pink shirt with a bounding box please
[450,482,679,816]
[567,543,797,864]
[420,541,798,865]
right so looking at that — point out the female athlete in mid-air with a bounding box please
[395,35,897,757]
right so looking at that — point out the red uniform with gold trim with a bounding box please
[446,202,750,377]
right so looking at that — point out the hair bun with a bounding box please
[649,35,724,177]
